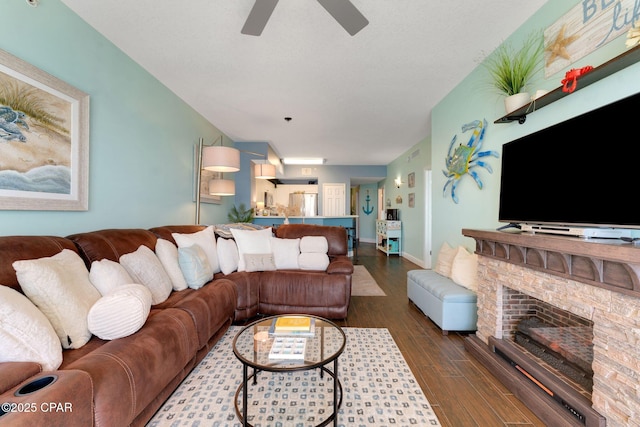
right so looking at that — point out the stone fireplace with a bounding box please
[462,229,640,427]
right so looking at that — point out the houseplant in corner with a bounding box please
[483,31,544,114]
[228,203,254,223]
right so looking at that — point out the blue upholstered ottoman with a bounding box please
[407,269,478,334]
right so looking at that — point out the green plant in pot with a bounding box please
[483,31,544,114]
[228,203,254,223]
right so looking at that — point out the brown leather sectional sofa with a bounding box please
[0,223,352,426]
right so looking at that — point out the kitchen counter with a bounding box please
[253,215,357,226]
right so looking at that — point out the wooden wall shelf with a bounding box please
[495,44,640,124]
[462,229,640,299]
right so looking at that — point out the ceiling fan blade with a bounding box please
[317,0,368,36]
[241,0,279,36]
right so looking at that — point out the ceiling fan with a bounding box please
[241,0,369,36]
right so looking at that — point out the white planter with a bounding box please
[504,92,531,114]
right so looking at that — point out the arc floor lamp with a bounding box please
[194,137,277,224]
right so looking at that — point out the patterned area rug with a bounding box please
[148,327,441,427]
[351,265,386,296]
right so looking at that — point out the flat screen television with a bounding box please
[498,90,639,234]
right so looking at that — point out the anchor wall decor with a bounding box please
[362,190,374,215]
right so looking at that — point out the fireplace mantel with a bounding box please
[463,229,640,299]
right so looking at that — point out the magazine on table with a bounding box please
[268,336,307,360]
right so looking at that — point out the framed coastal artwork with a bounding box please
[408,172,415,188]
[0,48,89,210]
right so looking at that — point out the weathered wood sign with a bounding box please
[544,0,640,77]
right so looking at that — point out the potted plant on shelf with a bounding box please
[483,31,544,114]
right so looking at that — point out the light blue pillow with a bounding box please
[178,244,213,289]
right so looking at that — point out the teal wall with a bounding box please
[0,1,232,236]
[356,183,378,243]
[430,1,640,254]
[384,135,431,265]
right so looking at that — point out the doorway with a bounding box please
[322,183,346,216]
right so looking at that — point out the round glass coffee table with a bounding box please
[232,314,346,427]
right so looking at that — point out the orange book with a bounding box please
[274,316,312,331]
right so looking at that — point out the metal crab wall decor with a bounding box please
[442,119,498,204]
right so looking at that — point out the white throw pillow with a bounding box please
[300,236,328,253]
[450,246,478,291]
[155,239,188,291]
[88,284,152,340]
[172,226,220,274]
[178,244,213,289]
[244,253,277,272]
[13,249,101,349]
[119,245,173,305]
[231,227,273,272]
[217,238,239,275]
[298,253,330,270]
[434,242,457,278]
[0,286,62,371]
[89,259,135,296]
[271,237,300,269]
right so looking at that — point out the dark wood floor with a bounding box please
[336,242,546,427]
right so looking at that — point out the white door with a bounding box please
[322,183,346,216]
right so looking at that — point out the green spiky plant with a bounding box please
[483,31,544,96]
[227,203,254,223]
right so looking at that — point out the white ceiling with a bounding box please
[60,0,547,166]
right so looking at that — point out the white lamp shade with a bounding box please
[202,146,240,172]
[254,163,276,179]
[208,179,235,196]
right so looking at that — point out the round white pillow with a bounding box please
[0,286,62,371]
[89,258,135,296]
[88,284,152,340]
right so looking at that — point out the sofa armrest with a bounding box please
[0,362,42,395]
[326,256,354,275]
[0,369,94,426]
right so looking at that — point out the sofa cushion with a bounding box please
[66,308,200,427]
[271,237,300,269]
[217,238,239,275]
[275,224,347,256]
[434,242,457,278]
[155,239,188,291]
[244,253,277,272]
[298,253,330,270]
[13,249,102,349]
[88,284,152,340]
[178,244,213,289]
[213,222,266,239]
[172,226,220,274]
[67,228,158,267]
[407,269,477,303]
[0,286,63,371]
[89,258,135,296]
[300,235,328,253]
[299,235,329,270]
[119,245,172,305]
[231,227,272,272]
[450,246,478,291]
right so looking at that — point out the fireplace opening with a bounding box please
[502,287,594,400]
[515,317,593,392]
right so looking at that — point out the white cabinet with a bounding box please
[376,220,401,256]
